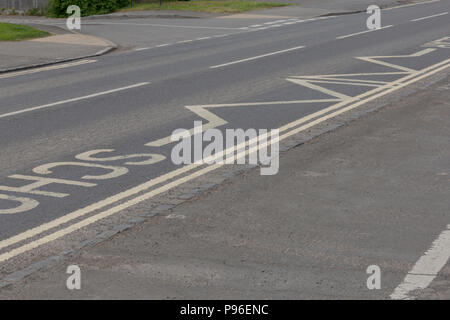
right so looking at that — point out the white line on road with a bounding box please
[391,225,450,299]
[336,25,394,39]
[0,60,97,79]
[210,45,305,69]
[156,43,170,47]
[410,12,448,21]
[0,82,150,120]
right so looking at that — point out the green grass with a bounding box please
[0,23,50,41]
[121,0,290,14]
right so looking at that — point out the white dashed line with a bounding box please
[210,45,305,68]
[391,224,450,299]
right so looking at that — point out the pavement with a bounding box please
[0,0,449,299]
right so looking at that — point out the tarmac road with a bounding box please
[0,0,449,299]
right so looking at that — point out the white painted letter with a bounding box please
[66,5,81,30]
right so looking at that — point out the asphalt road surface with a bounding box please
[0,0,449,299]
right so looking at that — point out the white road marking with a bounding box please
[0,82,150,120]
[177,39,194,43]
[82,22,241,30]
[410,12,448,21]
[134,47,151,51]
[384,0,440,10]
[196,37,211,40]
[391,225,450,299]
[336,25,394,39]
[156,43,170,47]
[210,45,305,68]
[0,60,96,79]
[1,56,448,263]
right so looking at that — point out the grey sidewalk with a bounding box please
[0,71,448,299]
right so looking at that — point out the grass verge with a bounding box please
[0,23,50,41]
[120,0,290,14]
